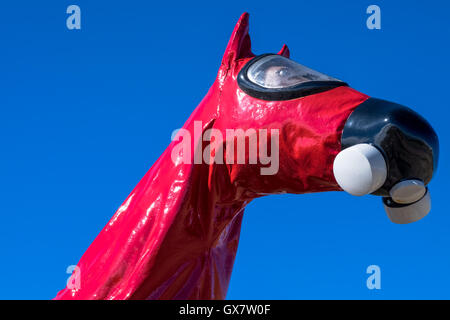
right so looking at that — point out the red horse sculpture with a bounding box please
[55,13,438,300]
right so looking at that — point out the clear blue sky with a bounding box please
[0,0,449,299]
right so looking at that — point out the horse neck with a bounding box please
[126,144,250,299]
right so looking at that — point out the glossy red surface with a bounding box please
[55,13,369,300]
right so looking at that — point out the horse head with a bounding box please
[55,13,439,300]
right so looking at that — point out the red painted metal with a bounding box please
[55,12,369,300]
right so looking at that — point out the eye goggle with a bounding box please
[237,54,348,101]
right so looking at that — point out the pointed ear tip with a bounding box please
[229,12,250,37]
[220,12,253,66]
[240,12,250,20]
[278,44,290,57]
[235,12,250,27]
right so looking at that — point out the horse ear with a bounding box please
[278,44,290,58]
[221,13,253,68]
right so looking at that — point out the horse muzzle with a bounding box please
[333,98,439,224]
